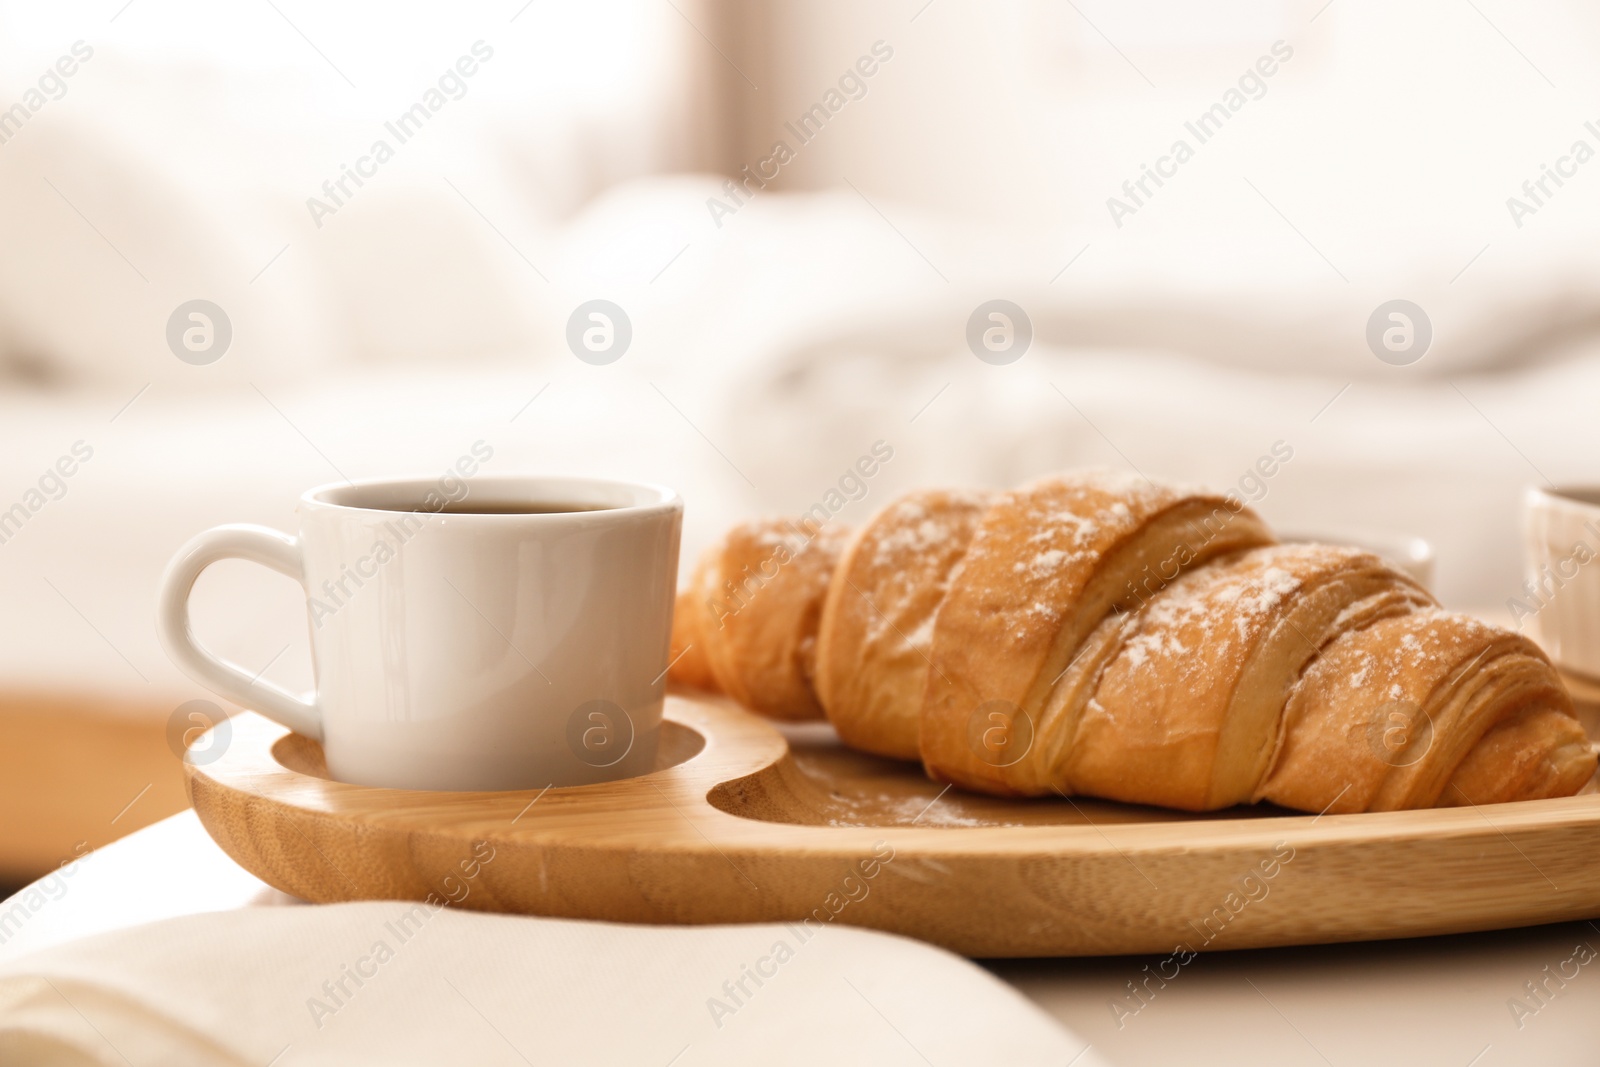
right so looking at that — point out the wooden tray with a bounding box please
[186,694,1600,958]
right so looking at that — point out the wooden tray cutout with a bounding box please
[187,695,1600,957]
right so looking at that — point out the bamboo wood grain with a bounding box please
[186,694,1600,957]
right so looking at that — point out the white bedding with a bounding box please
[4,174,1600,706]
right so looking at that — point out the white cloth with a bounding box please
[5,171,1598,702]
[0,902,1097,1067]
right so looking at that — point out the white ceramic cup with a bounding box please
[157,475,682,790]
[1524,486,1600,680]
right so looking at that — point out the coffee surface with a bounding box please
[424,501,616,515]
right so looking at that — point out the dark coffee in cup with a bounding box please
[426,502,616,515]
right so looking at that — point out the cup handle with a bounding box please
[157,524,323,742]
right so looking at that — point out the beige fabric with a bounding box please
[0,902,1095,1067]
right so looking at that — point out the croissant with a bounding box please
[669,518,849,721]
[671,471,1597,813]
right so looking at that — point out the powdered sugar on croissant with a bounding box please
[670,471,1596,813]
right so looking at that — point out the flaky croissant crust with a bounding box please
[671,471,1596,813]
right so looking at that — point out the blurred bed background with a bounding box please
[4,0,1600,889]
